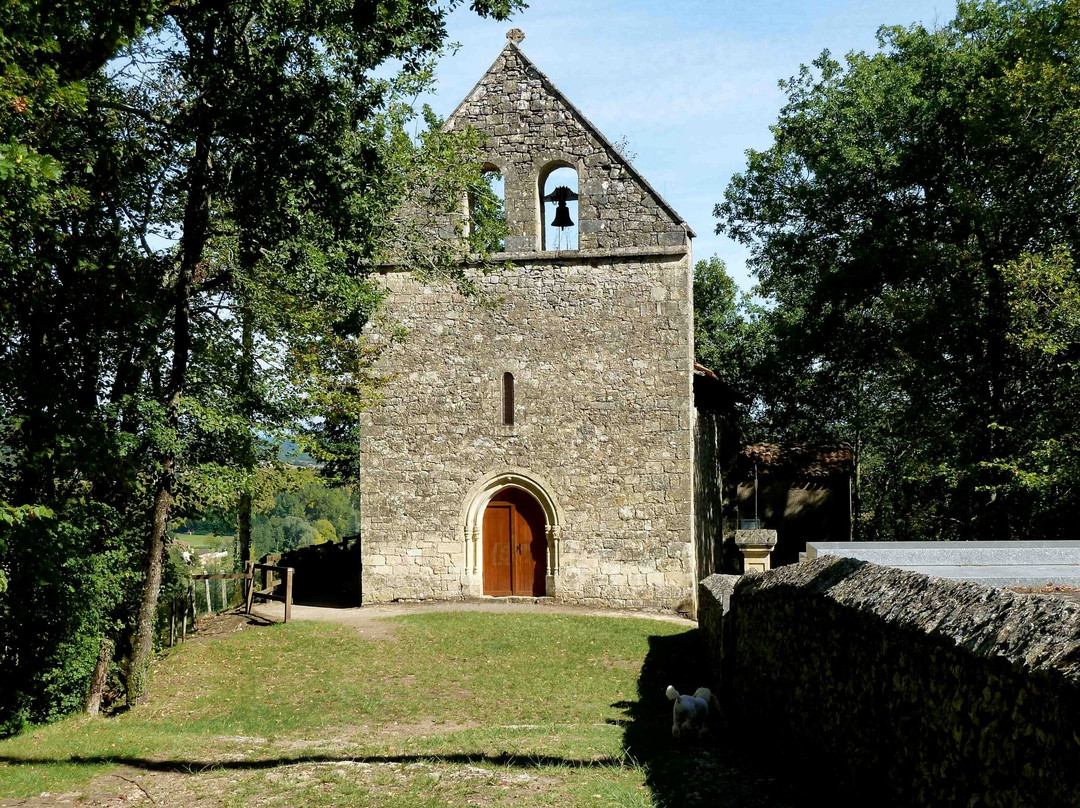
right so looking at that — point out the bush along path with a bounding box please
[0,605,805,807]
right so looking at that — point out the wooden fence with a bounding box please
[192,572,249,613]
[243,559,295,623]
[163,561,295,647]
[165,584,198,647]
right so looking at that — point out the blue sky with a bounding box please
[422,0,960,291]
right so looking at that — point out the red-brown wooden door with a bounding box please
[482,487,547,596]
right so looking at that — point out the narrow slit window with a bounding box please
[502,372,515,426]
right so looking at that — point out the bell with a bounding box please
[543,184,578,229]
[551,200,574,229]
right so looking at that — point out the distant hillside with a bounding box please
[275,438,318,467]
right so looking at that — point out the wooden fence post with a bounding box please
[204,577,212,613]
[285,566,293,626]
[244,561,255,614]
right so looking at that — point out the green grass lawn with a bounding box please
[0,612,796,807]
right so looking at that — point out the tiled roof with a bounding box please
[692,362,748,413]
[740,442,854,478]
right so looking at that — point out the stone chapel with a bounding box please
[358,31,698,609]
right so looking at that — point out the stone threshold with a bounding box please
[479,595,555,604]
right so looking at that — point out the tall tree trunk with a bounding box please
[850,368,863,542]
[851,427,861,541]
[84,638,114,717]
[237,314,254,567]
[238,492,253,565]
[126,19,217,703]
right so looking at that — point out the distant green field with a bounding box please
[171,531,233,551]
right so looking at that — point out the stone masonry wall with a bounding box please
[698,560,1080,807]
[358,37,696,609]
[360,250,695,608]
[445,42,689,253]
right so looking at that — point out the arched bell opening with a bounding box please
[538,162,579,251]
[467,163,506,253]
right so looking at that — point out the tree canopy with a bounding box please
[715,0,1080,541]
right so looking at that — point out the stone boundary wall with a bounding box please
[698,558,1080,807]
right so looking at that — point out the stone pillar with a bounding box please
[735,529,778,574]
[545,525,560,598]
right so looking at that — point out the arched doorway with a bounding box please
[460,468,563,599]
[482,487,547,596]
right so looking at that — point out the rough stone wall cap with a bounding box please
[735,529,778,548]
[737,555,1080,679]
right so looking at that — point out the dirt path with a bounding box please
[247,599,695,640]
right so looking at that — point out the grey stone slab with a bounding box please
[807,541,1080,566]
[805,542,1080,588]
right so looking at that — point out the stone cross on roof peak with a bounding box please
[506,28,525,44]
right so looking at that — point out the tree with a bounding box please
[313,519,338,545]
[692,255,758,386]
[716,0,1080,541]
[1,2,170,732]
[1,0,525,725]
[996,248,1080,535]
[468,170,508,253]
[109,0,523,706]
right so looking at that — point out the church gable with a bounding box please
[445,33,693,253]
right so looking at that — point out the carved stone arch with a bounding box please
[460,468,564,595]
[536,156,578,187]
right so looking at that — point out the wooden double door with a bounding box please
[482,487,547,597]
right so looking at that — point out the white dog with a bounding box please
[665,685,717,739]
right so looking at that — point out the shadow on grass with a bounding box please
[615,628,802,808]
[0,752,622,773]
